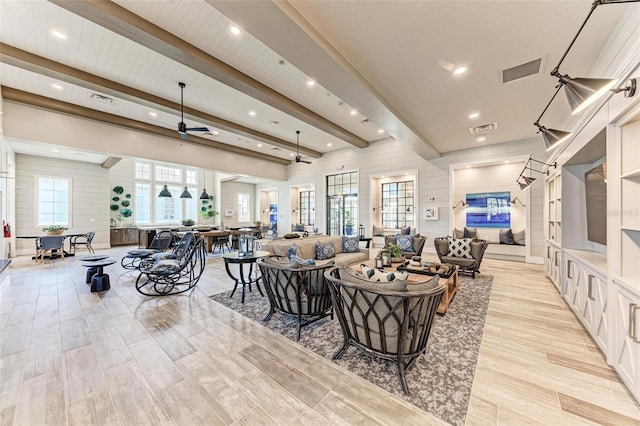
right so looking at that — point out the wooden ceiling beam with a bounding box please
[49,0,369,149]
[2,87,291,166]
[0,43,321,158]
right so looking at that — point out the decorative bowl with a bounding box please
[391,257,404,263]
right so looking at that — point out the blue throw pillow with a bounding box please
[342,236,360,253]
[400,226,411,235]
[396,235,414,252]
[315,242,336,260]
[290,255,316,266]
[287,244,301,261]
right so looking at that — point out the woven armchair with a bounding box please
[434,237,489,278]
[257,255,335,341]
[384,235,427,258]
[324,267,445,394]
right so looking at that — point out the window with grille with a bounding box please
[36,176,71,226]
[381,180,414,229]
[299,190,315,226]
[238,193,250,222]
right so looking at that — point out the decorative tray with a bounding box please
[396,262,455,278]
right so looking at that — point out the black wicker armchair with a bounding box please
[434,237,489,278]
[324,267,445,394]
[257,255,335,341]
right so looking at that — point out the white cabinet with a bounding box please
[611,280,640,402]
[563,251,608,353]
[545,243,561,291]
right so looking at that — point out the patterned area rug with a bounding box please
[210,274,493,426]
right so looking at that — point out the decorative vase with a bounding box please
[391,257,404,263]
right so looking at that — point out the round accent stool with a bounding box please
[82,259,116,292]
[79,254,109,283]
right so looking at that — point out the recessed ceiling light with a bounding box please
[307,80,316,87]
[148,111,157,117]
[51,30,67,40]
[377,129,384,134]
[212,130,219,135]
[453,66,467,75]
[257,143,263,148]
[230,26,241,36]
[350,110,357,116]
[290,152,295,157]
[468,112,479,119]
[51,83,63,90]
[51,149,59,153]
[327,143,332,147]
[476,136,486,142]
[248,110,256,117]
[504,161,509,164]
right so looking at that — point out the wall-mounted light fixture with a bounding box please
[534,0,639,150]
[372,205,385,212]
[452,200,467,209]
[516,158,557,190]
[510,197,527,207]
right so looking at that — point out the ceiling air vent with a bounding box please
[469,122,498,136]
[89,93,113,105]
[502,58,542,84]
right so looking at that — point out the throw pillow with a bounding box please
[315,242,336,260]
[338,268,407,291]
[292,224,304,232]
[290,255,316,267]
[151,252,177,261]
[453,228,464,239]
[463,227,477,239]
[499,228,514,245]
[395,235,414,252]
[447,237,473,258]
[400,226,411,235]
[512,229,526,246]
[372,224,385,236]
[342,236,360,253]
[361,264,409,282]
[286,244,301,261]
[149,259,180,272]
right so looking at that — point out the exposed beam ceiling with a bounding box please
[2,87,291,165]
[49,0,369,149]
[0,43,322,158]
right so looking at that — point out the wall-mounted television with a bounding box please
[584,162,607,246]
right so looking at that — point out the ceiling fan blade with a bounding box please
[302,160,312,164]
[186,127,209,132]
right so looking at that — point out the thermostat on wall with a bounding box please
[224,209,233,217]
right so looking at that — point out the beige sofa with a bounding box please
[263,236,369,266]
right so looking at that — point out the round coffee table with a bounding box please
[222,250,270,303]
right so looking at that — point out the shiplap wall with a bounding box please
[220,181,256,228]
[14,154,110,255]
[258,137,548,258]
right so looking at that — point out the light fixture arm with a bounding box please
[551,1,600,75]
[528,158,557,169]
[510,197,527,207]
[534,86,563,126]
[452,200,467,209]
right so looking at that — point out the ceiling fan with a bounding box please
[177,82,208,140]
[295,130,312,164]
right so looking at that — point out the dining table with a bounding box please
[16,232,94,259]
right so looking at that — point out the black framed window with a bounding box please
[381,180,414,228]
[299,190,314,226]
[326,172,358,235]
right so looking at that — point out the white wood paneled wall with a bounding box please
[220,181,256,228]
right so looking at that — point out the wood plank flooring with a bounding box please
[1,247,638,425]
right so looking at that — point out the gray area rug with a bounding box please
[210,274,493,426]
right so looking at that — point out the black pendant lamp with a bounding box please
[180,186,192,199]
[158,184,172,198]
[199,188,210,199]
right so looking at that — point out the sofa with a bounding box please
[434,237,489,278]
[263,235,369,266]
[384,235,427,259]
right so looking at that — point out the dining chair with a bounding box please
[69,231,96,254]
[36,236,66,263]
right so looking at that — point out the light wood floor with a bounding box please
[1,247,639,425]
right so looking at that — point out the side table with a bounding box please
[82,259,116,292]
[222,251,270,303]
[79,254,109,283]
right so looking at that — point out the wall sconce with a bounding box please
[534,0,638,150]
[510,197,526,207]
[292,208,299,213]
[372,205,385,212]
[452,200,467,209]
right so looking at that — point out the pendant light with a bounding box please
[180,186,192,198]
[199,188,210,199]
[158,184,172,198]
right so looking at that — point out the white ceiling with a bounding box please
[1,0,637,172]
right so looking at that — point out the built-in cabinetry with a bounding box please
[564,250,608,353]
[610,114,640,401]
[110,227,138,246]
[544,173,562,291]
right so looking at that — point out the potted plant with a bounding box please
[182,218,195,227]
[42,225,67,235]
[386,243,404,263]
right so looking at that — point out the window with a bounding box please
[381,180,414,229]
[238,193,250,222]
[185,169,197,185]
[299,190,314,226]
[37,176,71,226]
[135,182,151,224]
[183,186,198,220]
[155,164,181,183]
[135,162,151,180]
[155,184,181,222]
[326,172,358,236]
